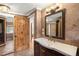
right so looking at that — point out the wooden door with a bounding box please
[14,16,29,52]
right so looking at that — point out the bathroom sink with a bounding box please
[35,38,55,48]
[35,38,77,56]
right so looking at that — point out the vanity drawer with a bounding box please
[40,45,47,56]
[40,44,65,56]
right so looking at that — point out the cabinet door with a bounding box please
[14,16,29,52]
[34,41,40,56]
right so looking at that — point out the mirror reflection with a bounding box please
[45,10,65,39]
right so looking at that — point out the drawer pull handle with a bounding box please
[41,49,45,52]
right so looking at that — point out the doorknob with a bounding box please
[15,35,17,37]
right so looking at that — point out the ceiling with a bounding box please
[2,3,54,15]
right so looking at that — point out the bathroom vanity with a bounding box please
[34,38,78,56]
[34,9,79,56]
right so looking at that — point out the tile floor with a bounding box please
[0,38,34,56]
[5,48,34,56]
[0,40,14,56]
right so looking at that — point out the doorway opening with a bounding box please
[0,12,33,56]
[0,14,14,56]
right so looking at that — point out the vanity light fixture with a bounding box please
[50,6,59,13]
[46,6,59,14]
[0,4,10,12]
[46,4,60,15]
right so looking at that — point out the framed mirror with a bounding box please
[45,9,65,39]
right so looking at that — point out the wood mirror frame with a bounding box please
[45,9,66,40]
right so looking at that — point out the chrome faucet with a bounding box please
[48,36,55,42]
[48,36,53,41]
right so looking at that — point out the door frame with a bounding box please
[28,9,37,39]
[0,17,6,46]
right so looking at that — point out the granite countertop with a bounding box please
[35,38,78,56]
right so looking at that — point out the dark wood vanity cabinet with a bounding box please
[34,41,40,56]
[34,41,65,56]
